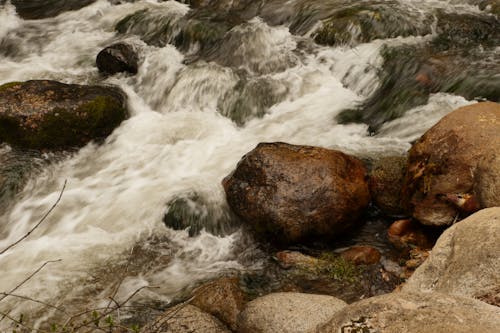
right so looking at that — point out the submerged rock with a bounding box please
[10,0,96,20]
[0,80,128,149]
[223,142,370,244]
[313,3,432,47]
[96,42,139,75]
[141,304,230,333]
[317,291,500,333]
[336,11,500,131]
[402,102,500,226]
[191,277,247,331]
[403,207,500,305]
[237,292,346,333]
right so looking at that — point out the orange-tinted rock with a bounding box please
[387,219,433,250]
[191,277,246,331]
[340,246,381,265]
[402,102,500,226]
[223,142,370,244]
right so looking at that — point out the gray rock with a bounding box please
[402,207,500,305]
[237,292,347,333]
[317,291,500,333]
[141,304,230,333]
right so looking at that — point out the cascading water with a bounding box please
[0,0,496,330]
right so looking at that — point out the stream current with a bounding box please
[0,0,496,329]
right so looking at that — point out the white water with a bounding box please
[0,0,480,329]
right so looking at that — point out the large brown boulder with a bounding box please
[223,142,370,244]
[402,207,500,306]
[402,102,500,226]
[317,291,500,333]
[0,80,128,149]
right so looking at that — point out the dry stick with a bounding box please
[0,309,50,333]
[0,292,67,315]
[0,179,68,256]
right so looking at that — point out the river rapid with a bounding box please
[0,0,496,330]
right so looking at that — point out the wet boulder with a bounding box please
[387,219,434,250]
[96,43,139,75]
[191,277,247,331]
[0,80,128,149]
[237,292,346,333]
[403,207,500,306]
[368,155,407,216]
[141,304,230,333]
[317,291,500,333]
[402,102,500,226]
[223,142,370,244]
[10,0,96,20]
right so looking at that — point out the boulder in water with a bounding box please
[402,102,500,226]
[0,80,128,149]
[223,142,370,244]
[96,42,139,75]
[339,245,381,266]
[317,291,500,333]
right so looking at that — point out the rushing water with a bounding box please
[0,0,495,330]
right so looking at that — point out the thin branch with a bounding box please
[0,309,50,333]
[0,180,67,256]
[0,259,62,303]
[0,292,67,314]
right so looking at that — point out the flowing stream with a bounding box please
[0,0,496,330]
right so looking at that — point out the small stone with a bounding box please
[96,43,139,75]
[387,219,433,249]
[340,246,381,265]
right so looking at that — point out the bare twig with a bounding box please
[0,292,67,314]
[0,259,62,303]
[0,180,67,256]
[0,309,50,333]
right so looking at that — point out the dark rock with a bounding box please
[0,80,128,149]
[402,102,500,226]
[340,245,381,265]
[318,291,500,333]
[10,0,96,20]
[96,43,139,75]
[163,193,237,237]
[190,277,247,331]
[223,142,370,244]
[368,155,407,216]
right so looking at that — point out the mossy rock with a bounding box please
[0,80,128,149]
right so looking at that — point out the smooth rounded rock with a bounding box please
[141,304,230,333]
[317,291,500,333]
[223,142,370,244]
[340,246,381,265]
[402,207,500,305]
[237,292,347,333]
